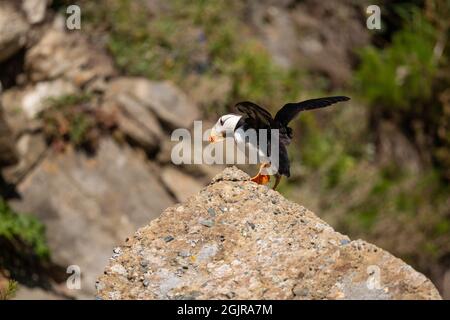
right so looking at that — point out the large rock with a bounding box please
[22,0,49,24]
[250,1,369,87]
[25,28,116,90]
[104,77,200,129]
[0,2,29,62]
[96,167,441,300]
[103,78,165,153]
[1,79,78,120]
[10,139,174,297]
[1,133,46,183]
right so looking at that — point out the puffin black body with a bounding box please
[209,96,350,189]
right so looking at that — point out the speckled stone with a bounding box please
[96,167,442,300]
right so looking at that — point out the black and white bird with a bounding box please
[208,96,350,189]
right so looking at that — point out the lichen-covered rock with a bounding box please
[96,167,441,300]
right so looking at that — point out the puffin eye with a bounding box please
[220,118,224,126]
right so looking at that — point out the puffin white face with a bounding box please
[208,114,242,143]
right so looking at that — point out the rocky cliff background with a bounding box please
[0,0,449,299]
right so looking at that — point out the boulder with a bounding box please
[96,167,441,300]
[145,80,200,129]
[1,91,36,136]
[103,78,165,153]
[25,28,116,90]
[1,79,78,120]
[2,133,46,183]
[22,0,49,25]
[0,2,29,63]
[10,139,174,296]
[104,77,200,130]
[249,1,370,87]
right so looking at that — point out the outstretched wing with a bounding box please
[274,96,350,126]
[235,101,274,129]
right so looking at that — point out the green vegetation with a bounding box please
[40,94,116,151]
[0,198,49,259]
[81,0,303,115]
[355,4,450,180]
[355,8,438,109]
[0,279,17,300]
[349,5,449,268]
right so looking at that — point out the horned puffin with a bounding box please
[208,96,350,190]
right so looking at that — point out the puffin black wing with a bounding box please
[274,96,350,126]
[235,101,274,128]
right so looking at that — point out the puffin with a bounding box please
[208,96,350,189]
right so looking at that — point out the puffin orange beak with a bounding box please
[208,128,223,143]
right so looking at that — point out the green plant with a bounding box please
[355,2,450,181]
[326,154,355,189]
[0,279,17,300]
[81,0,304,116]
[355,8,438,110]
[0,198,49,259]
[40,94,116,152]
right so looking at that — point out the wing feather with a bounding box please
[274,96,350,125]
[235,101,274,129]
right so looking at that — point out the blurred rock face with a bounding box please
[0,0,207,299]
[96,167,441,300]
[0,109,18,168]
[249,0,370,87]
[25,28,116,89]
[10,139,175,296]
[0,2,29,63]
[21,0,49,25]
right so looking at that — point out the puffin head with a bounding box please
[208,114,242,143]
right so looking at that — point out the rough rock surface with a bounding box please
[96,167,441,300]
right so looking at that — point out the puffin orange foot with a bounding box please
[251,173,270,185]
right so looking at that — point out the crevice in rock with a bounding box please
[0,48,25,90]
